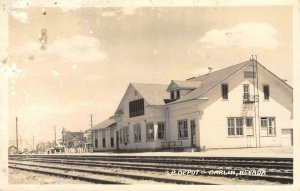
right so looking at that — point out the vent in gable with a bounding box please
[244,71,256,78]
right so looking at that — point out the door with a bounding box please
[190,120,196,147]
[116,131,119,150]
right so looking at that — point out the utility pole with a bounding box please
[20,136,22,151]
[90,114,93,128]
[16,117,18,153]
[255,55,261,147]
[54,126,56,147]
[32,135,34,151]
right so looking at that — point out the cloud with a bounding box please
[11,0,29,9]
[102,11,116,17]
[57,0,87,12]
[46,35,107,64]
[10,11,28,23]
[9,35,107,81]
[122,7,137,15]
[51,70,59,77]
[199,22,278,49]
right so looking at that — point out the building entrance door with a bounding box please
[191,120,196,147]
[116,131,119,150]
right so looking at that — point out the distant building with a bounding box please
[90,59,293,152]
[84,130,93,152]
[62,128,85,148]
[8,145,17,154]
[36,141,52,153]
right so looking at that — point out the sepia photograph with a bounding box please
[0,0,299,190]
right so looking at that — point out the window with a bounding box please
[102,138,106,148]
[171,91,174,100]
[110,128,114,147]
[134,124,142,142]
[263,85,270,100]
[129,99,144,118]
[176,90,180,99]
[227,117,243,136]
[261,118,268,128]
[221,84,228,100]
[110,137,114,147]
[102,131,106,148]
[120,129,123,143]
[227,118,235,136]
[246,117,253,128]
[157,122,166,140]
[243,84,250,100]
[261,117,276,136]
[178,120,188,139]
[95,139,98,148]
[236,118,243,136]
[146,123,154,141]
[123,126,129,142]
[244,71,256,78]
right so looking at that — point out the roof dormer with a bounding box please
[165,80,202,102]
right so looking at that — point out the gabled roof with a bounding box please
[170,59,292,104]
[171,60,252,104]
[89,117,116,131]
[9,145,17,149]
[114,83,168,115]
[131,83,169,105]
[167,80,202,91]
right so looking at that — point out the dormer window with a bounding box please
[167,80,202,102]
[171,91,175,100]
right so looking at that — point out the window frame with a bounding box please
[134,124,142,142]
[157,122,166,140]
[263,85,270,100]
[260,117,276,136]
[102,138,106,148]
[227,118,235,136]
[236,117,244,136]
[146,122,154,141]
[171,91,174,100]
[227,117,244,137]
[221,84,229,100]
[123,126,130,143]
[95,138,98,148]
[120,128,123,143]
[129,98,145,118]
[178,119,188,140]
[243,84,250,100]
[245,117,253,128]
[176,90,180,99]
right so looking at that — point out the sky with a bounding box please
[6,5,293,143]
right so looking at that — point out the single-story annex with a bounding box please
[89,59,293,152]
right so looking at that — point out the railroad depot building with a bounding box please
[90,59,293,152]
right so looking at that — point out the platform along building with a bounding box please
[90,59,293,152]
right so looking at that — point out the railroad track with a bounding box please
[9,161,216,185]
[9,154,293,184]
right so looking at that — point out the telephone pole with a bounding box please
[16,117,18,152]
[54,126,56,147]
[32,135,34,151]
[90,114,93,128]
